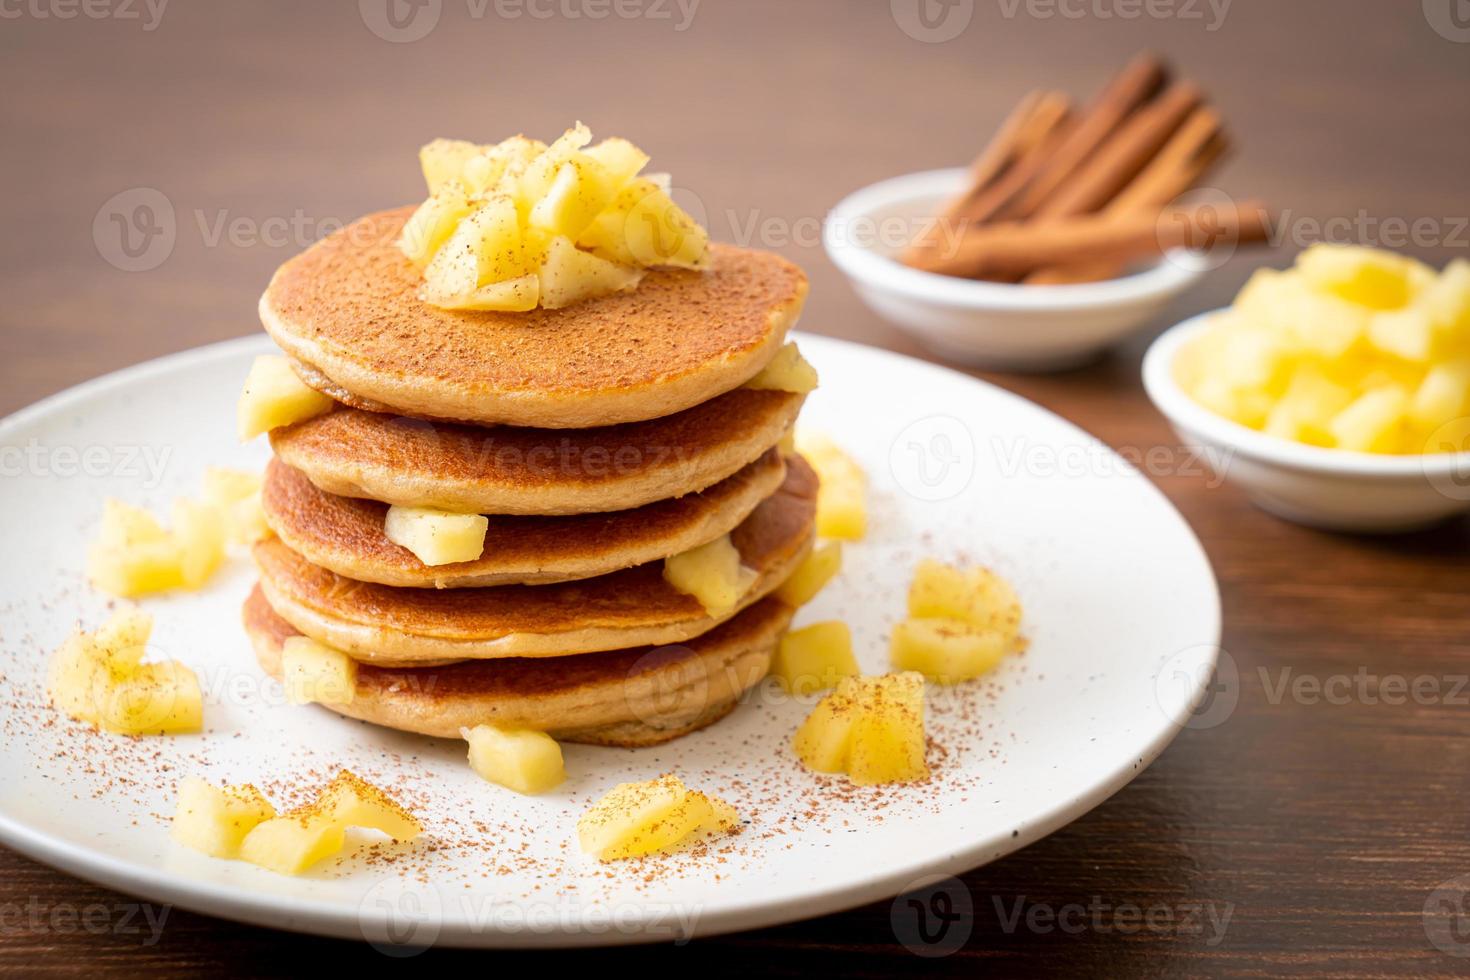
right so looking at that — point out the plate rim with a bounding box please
[0,331,1222,947]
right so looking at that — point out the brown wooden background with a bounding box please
[4,1,1470,974]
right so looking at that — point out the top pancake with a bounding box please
[260,207,809,428]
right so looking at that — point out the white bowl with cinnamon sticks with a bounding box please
[1144,313,1470,533]
[826,55,1270,371]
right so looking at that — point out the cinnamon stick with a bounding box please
[1030,80,1203,220]
[909,199,1271,280]
[1027,107,1229,283]
[903,91,1073,265]
[1005,53,1170,221]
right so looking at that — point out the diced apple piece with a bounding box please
[537,235,644,310]
[846,673,928,785]
[663,534,758,617]
[891,618,1011,684]
[796,433,867,540]
[92,606,153,668]
[576,774,733,861]
[281,636,357,705]
[528,156,620,240]
[1369,307,1438,362]
[463,724,566,795]
[579,176,708,270]
[422,195,531,305]
[907,559,1022,637]
[771,621,859,696]
[173,498,226,589]
[583,137,650,188]
[238,355,335,441]
[238,817,346,876]
[87,499,184,597]
[466,135,547,198]
[419,138,481,194]
[1329,386,1411,453]
[791,676,861,773]
[202,468,271,546]
[516,123,594,204]
[774,540,842,607]
[793,672,929,784]
[746,343,818,394]
[383,505,488,566]
[48,608,203,734]
[314,770,422,842]
[172,778,276,858]
[398,182,476,269]
[1411,361,1470,430]
[1297,243,1431,310]
[1421,259,1470,335]
[104,660,204,734]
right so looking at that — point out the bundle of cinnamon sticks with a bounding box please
[901,54,1270,284]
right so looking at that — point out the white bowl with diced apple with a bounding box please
[823,168,1208,371]
[1144,312,1470,533]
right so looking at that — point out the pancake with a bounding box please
[244,586,789,747]
[269,386,803,515]
[260,206,809,429]
[254,456,818,666]
[261,449,787,588]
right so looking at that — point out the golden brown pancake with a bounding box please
[269,387,803,515]
[253,456,818,666]
[259,207,808,428]
[244,586,789,747]
[261,450,787,588]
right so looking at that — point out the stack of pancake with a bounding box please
[242,207,815,747]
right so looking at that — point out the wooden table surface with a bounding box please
[4,1,1469,974]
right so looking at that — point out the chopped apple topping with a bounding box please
[404,124,709,311]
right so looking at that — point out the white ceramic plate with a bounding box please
[0,333,1220,949]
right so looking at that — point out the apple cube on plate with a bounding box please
[171,777,276,858]
[793,673,928,784]
[891,618,1011,684]
[846,673,928,785]
[463,724,566,795]
[796,433,867,540]
[577,774,737,861]
[770,620,859,696]
[774,540,842,608]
